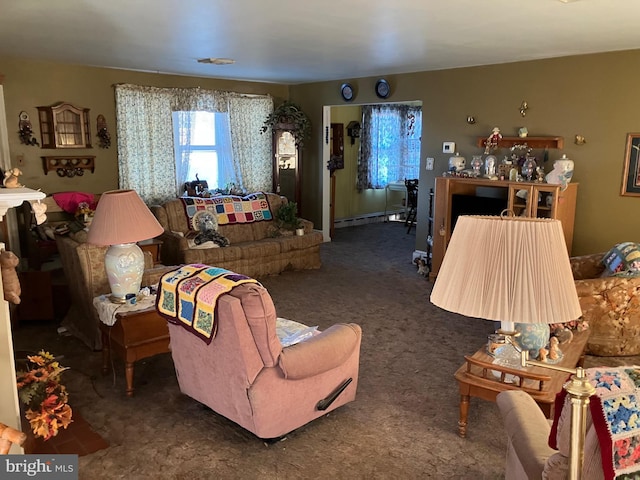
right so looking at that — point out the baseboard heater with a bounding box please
[316,378,353,411]
[334,210,404,228]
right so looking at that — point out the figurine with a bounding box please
[548,336,561,361]
[484,127,502,154]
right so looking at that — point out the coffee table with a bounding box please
[98,302,170,397]
[454,329,589,438]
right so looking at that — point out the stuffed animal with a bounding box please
[0,250,21,305]
[193,212,230,247]
[3,168,23,188]
[416,258,429,277]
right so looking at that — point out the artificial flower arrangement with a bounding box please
[16,350,73,440]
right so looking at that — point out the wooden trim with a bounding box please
[476,136,564,150]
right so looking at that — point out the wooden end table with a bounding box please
[98,304,170,397]
[454,329,589,438]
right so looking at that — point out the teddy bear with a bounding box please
[0,250,21,305]
[3,168,23,188]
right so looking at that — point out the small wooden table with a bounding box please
[454,329,589,437]
[99,306,170,397]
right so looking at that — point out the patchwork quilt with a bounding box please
[180,192,272,230]
[156,264,258,344]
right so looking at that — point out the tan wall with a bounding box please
[5,51,640,256]
[291,49,640,256]
[1,56,288,196]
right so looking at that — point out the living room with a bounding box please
[1,1,640,478]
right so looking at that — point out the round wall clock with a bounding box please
[375,79,390,99]
[340,83,354,102]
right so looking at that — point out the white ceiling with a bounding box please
[1,0,640,85]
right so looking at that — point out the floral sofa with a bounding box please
[150,193,323,278]
[571,250,640,356]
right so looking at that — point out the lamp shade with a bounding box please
[87,190,163,246]
[430,215,581,326]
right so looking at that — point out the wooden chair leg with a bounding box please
[0,423,27,454]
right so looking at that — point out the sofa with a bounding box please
[571,252,640,356]
[56,231,174,350]
[163,280,362,439]
[150,192,323,278]
[497,389,604,479]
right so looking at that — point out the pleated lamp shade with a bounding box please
[87,190,164,302]
[430,215,581,332]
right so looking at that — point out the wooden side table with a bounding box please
[454,329,589,437]
[96,297,170,397]
[138,238,163,265]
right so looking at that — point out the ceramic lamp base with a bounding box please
[104,243,145,302]
[515,323,550,360]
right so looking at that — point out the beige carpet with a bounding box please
[12,221,633,479]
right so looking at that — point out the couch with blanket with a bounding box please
[150,192,323,278]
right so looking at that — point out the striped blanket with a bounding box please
[156,264,258,344]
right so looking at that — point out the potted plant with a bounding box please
[261,101,311,147]
[275,201,304,236]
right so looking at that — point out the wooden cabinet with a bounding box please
[37,102,92,149]
[429,177,578,281]
[273,127,301,207]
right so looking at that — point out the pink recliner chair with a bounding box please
[166,283,362,439]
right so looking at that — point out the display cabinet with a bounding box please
[37,102,92,149]
[429,177,578,281]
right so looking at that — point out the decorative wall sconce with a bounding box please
[519,101,529,117]
[466,116,476,125]
[574,135,586,145]
[18,111,39,146]
[96,114,111,149]
[347,121,361,145]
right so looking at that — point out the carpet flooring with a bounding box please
[11,221,635,479]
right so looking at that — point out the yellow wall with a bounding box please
[291,49,640,256]
[1,56,288,195]
[330,105,407,220]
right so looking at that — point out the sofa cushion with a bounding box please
[602,242,640,277]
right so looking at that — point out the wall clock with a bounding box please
[375,79,390,99]
[340,83,354,102]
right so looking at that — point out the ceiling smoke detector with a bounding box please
[197,58,235,65]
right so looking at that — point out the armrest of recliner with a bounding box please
[496,390,557,480]
[277,323,361,380]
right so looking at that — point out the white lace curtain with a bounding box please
[114,84,273,204]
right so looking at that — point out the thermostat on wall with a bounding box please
[442,142,456,154]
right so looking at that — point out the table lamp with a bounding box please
[87,190,164,303]
[430,214,582,358]
[431,214,591,480]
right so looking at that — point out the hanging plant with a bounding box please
[261,101,311,147]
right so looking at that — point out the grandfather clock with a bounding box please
[272,124,301,208]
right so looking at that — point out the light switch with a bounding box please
[426,157,434,170]
[442,142,456,154]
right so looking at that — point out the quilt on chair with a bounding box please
[156,264,258,344]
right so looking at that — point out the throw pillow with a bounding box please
[601,242,640,277]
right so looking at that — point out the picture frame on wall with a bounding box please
[621,133,640,196]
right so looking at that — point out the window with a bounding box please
[172,111,235,192]
[357,105,422,191]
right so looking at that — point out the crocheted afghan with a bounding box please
[551,366,640,479]
[156,264,258,344]
[180,192,272,229]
